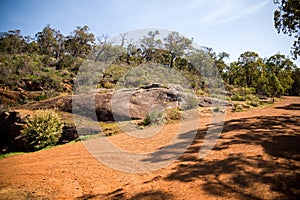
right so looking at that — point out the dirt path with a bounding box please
[0,97,299,199]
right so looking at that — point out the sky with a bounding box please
[0,0,299,66]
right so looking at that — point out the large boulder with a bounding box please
[112,87,179,120]
[72,86,180,121]
[18,84,233,123]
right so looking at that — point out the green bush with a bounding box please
[181,94,198,110]
[166,107,181,123]
[244,94,261,107]
[139,110,164,126]
[34,93,49,101]
[233,104,243,112]
[235,87,256,96]
[231,94,246,101]
[22,110,63,151]
[195,89,207,96]
[99,122,120,136]
[249,100,260,107]
[56,54,75,70]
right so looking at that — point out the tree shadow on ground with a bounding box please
[275,103,300,110]
[162,112,300,199]
[76,189,173,200]
[76,188,125,200]
[129,190,174,200]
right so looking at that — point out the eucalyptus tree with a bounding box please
[65,25,95,58]
[36,25,64,59]
[0,29,27,54]
[163,31,193,68]
[265,53,295,94]
[237,51,261,88]
[274,0,300,59]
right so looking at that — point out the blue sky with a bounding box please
[0,0,299,65]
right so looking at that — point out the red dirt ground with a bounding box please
[0,96,299,199]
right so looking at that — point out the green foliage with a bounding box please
[22,110,63,151]
[236,51,261,87]
[165,107,181,123]
[139,110,164,126]
[195,89,207,96]
[231,93,257,102]
[249,99,260,107]
[0,30,27,54]
[56,54,75,70]
[99,122,120,136]
[233,87,256,96]
[65,25,95,58]
[0,152,25,159]
[181,94,198,110]
[274,0,300,59]
[266,73,285,99]
[35,25,63,58]
[0,26,299,103]
[233,104,243,112]
[290,68,300,96]
[231,94,246,101]
[35,93,49,101]
[139,30,162,50]
[113,63,191,90]
[100,64,133,89]
[245,95,261,107]
[0,54,65,92]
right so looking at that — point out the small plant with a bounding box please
[231,94,246,101]
[35,93,48,101]
[99,122,120,136]
[233,103,243,112]
[246,95,261,107]
[195,89,207,96]
[139,110,164,126]
[249,99,260,107]
[166,107,181,123]
[181,94,198,110]
[0,152,25,159]
[22,110,63,151]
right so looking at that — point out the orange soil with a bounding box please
[0,96,299,199]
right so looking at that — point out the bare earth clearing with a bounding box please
[0,97,299,199]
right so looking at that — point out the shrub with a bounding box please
[181,94,198,110]
[231,94,246,101]
[56,54,75,70]
[195,89,207,96]
[233,104,243,112]
[166,107,181,123]
[22,110,63,151]
[250,100,259,107]
[235,87,256,96]
[34,93,48,101]
[245,95,261,107]
[139,110,164,126]
[99,122,120,136]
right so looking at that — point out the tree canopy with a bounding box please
[0,26,299,99]
[274,0,300,59]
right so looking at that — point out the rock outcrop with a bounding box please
[18,84,232,122]
[1,84,233,152]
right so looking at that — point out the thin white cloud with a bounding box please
[199,0,270,26]
[199,1,234,25]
